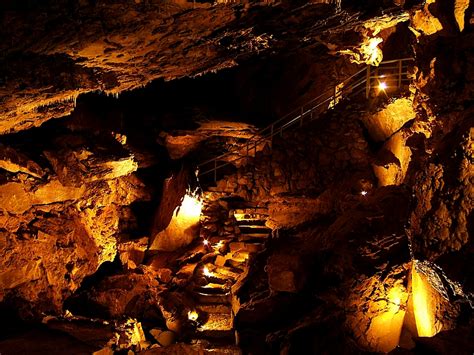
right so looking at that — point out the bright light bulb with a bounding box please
[177,193,202,219]
[378,82,387,91]
[203,266,212,277]
[360,190,368,196]
[188,310,199,321]
[203,239,209,246]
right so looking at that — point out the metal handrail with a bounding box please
[198,57,414,180]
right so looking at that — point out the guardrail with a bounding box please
[198,57,414,182]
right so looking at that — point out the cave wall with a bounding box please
[0,0,472,353]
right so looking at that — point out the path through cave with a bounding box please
[0,1,473,354]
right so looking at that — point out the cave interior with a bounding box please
[0,0,473,354]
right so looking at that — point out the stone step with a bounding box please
[212,266,241,281]
[229,242,264,253]
[238,225,271,234]
[233,210,268,221]
[197,304,232,314]
[187,342,242,354]
[228,251,250,262]
[238,235,270,243]
[233,213,268,221]
[233,207,268,213]
[237,218,267,226]
[238,232,270,239]
[194,291,232,304]
[215,252,249,268]
[194,283,230,295]
[195,313,235,341]
[225,258,247,270]
[214,256,247,272]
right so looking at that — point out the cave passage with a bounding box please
[0,0,473,354]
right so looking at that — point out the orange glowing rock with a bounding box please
[149,189,203,251]
[411,262,441,337]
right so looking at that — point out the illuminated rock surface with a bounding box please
[0,0,473,354]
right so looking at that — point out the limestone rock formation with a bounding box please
[0,0,473,353]
[0,135,146,317]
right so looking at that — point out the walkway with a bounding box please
[198,58,414,183]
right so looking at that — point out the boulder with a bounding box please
[0,144,44,178]
[118,237,148,270]
[149,329,176,347]
[267,254,307,293]
[44,145,137,187]
[0,179,85,214]
[361,98,415,142]
[0,216,101,316]
[73,271,164,319]
[372,130,412,186]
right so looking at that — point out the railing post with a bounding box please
[214,160,217,183]
[365,65,371,99]
[398,59,402,88]
[198,58,413,185]
[270,124,274,149]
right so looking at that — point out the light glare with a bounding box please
[188,310,199,321]
[203,266,213,277]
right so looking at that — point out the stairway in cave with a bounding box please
[190,203,272,348]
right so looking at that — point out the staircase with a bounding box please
[198,58,414,183]
[188,58,414,351]
[190,202,272,348]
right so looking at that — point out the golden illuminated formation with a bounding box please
[364,37,383,66]
[177,191,203,220]
[339,36,383,66]
[411,263,439,337]
[149,188,203,251]
[212,240,224,252]
[365,283,407,353]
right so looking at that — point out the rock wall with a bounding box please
[210,102,372,204]
[407,0,473,262]
[0,134,150,318]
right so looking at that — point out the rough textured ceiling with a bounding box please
[0,0,409,135]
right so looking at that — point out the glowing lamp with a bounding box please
[378,82,387,91]
[188,310,199,321]
[360,190,368,196]
[178,193,202,219]
[203,266,213,277]
[203,239,209,246]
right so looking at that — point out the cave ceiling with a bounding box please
[0,0,413,134]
